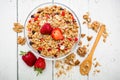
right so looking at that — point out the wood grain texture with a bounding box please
[0,0,120,80]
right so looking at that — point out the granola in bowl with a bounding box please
[25,3,81,60]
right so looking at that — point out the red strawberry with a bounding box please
[20,51,37,67]
[51,28,64,40]
[40,23,53,34]
[34,57,46,75]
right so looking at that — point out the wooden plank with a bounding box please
[0,0,17,80]
[17,0,53,80]
[52,0,89,80]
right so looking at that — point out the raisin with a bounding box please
[54,54,57,57]
[55,12,59,15]
[59,8,64,10]
[66,21,70,24]
[32,30,35,34]
[29,41,34,45]
[28,37,32,39]
[37,10,43,13]
[31,15,34,18]
[37,50,41,54]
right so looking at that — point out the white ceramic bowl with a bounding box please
[24,2,81,60]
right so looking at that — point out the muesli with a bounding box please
[26,5,79,58]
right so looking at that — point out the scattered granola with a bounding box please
[17,36,26,45]
[83,12,108,43]
[93,69,100,75]
[55,60,62,68]
[64,53,76,66]
[13,23,24,33]
[91,21,100,32]
[87,36,93,41]
[87,44,89,47]
[93,57,96,61]
[77,46,87,57]
[56,69,66,77]
[94,61,101,67]
[55,53,80,78]
[83,12,91,23]
[78,40,82,46]
[74,59,80,66]
[66,65,73,71]
[81,34,86,38]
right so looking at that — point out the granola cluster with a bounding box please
[13,23,24,33]
[26,5,79,58]
[17,36,26,45]
[77,46,87,57]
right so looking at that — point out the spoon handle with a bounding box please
[88,25,105,58]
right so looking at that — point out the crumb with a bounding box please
[87,44,89,47]
[56,69,66,77]
[93,69,100,75]
[103,38,106,43]
[81,34,86,38]
[17,36,26,45]
[66,65,72,71]
[93,57,96,61]
[75,59,80,66]
[94,61,101,67]
[83,21,87,24]
[55,60,62,68]
[78,40,82,46]
[77,45,87,57]
[13,23,24,33]
[87,36,93,41]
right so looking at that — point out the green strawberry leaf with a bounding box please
[34,68,43,76]
[20,51,26,55]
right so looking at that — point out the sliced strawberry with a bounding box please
[40,23,53,34]
[34,57,46,76]
[51,28,64,40]
[20,51,37,67]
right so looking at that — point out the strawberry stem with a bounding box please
[34,68,43,76]
[20,51,26,55]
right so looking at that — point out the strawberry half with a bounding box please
[40,23,53,34]
[20,51,37,67]
[34,57,46,75]
[51,28,64,40]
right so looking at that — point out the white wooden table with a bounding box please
[0,0,120,80]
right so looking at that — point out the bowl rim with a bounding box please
[24,2,81,60]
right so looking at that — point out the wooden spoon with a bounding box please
[80,25,105,75]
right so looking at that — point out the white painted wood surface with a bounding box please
[0,0,120,80]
